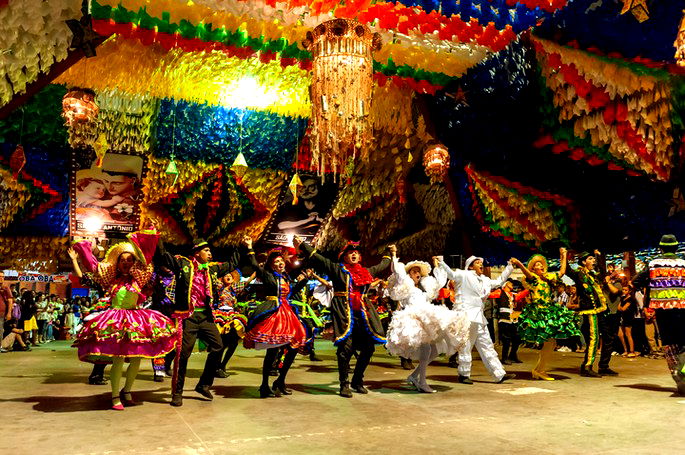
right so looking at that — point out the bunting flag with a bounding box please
[533,37,682,181]
[0,159,62,229]
[465,165,579,248]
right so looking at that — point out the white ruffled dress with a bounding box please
[385,259,470,360]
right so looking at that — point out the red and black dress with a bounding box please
[243,249,310,397]
[244,277,309,350]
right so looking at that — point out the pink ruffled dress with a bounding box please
[72,231,177,363]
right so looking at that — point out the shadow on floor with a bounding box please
[0,389,171,413]
[614,383,679,396]
[362,379,453,394]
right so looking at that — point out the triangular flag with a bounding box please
[289,173,302,205]
[165,159,179,185]
[232,151,248,168]
[93,133,108,167]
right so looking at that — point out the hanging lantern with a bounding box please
[62,88,99,125]
[303,19,382,176]
[423,143,450,183]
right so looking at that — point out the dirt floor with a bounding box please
[1,340,683,454]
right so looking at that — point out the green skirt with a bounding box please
[517,301,581,344]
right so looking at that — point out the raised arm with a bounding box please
[489,260,515,288]
[241,236,267,280]
[367,244,396,277]
[214,246,242,278]
[432,257,448,289]
[558,247,568,277]
[510,257,534,280]
[67,247,83,279]
[295,238,341,279]
[434,256,466,285]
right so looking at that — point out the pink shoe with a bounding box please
[111,401,124,411]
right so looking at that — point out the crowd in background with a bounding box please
[0,282,98,353]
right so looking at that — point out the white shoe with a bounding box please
[417,383,437,393]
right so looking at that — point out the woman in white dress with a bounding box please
[386,256,470,393]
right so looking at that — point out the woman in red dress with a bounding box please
[243,238,309,398]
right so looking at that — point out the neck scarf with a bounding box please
[342,263,374,286]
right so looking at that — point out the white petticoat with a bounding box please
[386,302,470,360]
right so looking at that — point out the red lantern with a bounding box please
[423,143,450,183]
[62,88,99,125]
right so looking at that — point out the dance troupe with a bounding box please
[66,227,685,410]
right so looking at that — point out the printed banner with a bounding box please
[262,172,339,246]
[70,151,147,237]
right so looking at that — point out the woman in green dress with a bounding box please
[511,248,580,380]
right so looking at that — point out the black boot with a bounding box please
[339,383,353,398]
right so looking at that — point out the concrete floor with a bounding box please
[1,340,683,455]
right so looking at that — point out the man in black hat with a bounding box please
[155,238,243,406]
[565,250,610,377]
[633,234,685,395]
[293,237,394,398]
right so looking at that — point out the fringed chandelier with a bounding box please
[62,88,99,125]
[303,19,381,176]
[676,12,685,66]
[423,143,450,183]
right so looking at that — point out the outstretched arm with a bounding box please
[67,247,83,279]
[435,256,466,285]
[511,257,533,280]
[367,244,396,277]
[558,247,568,277]
[294,236,341,279]
[489,260,515,288]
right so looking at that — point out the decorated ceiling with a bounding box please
[0,0,684,272]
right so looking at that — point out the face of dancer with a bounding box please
[408,266,422,285]
[270,256,286,274]
[582,256,596,270]
[195,247,212,264]
[532,260,545,276]
[470,259,484,275]
[221,273,235,286]
[117,252,135,276]
[344,250,361,264]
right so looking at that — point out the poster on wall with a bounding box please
[70,151,146,237]
[262,172,339,246]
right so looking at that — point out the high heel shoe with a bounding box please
[531,370,555,381]
[272,381,292,395]
[111,398,124,411]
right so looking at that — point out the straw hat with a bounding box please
[405,260,431,277]
[527,254,548,274]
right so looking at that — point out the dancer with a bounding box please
[155,238,243,407]
[386,256,469,392]
[148,265,177,382]
[492,280,522,365]
[436,256,516,384]
[294,237,394,397]
[70,230,176,410]
[564,251,608,377]
[511,248,580,380]
[213,270,248,378]
[633,234,685,395]
[243,237,309,398]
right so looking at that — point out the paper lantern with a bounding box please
[423,143,450,183]
[303,19,382,176]
[62,88,99,125]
